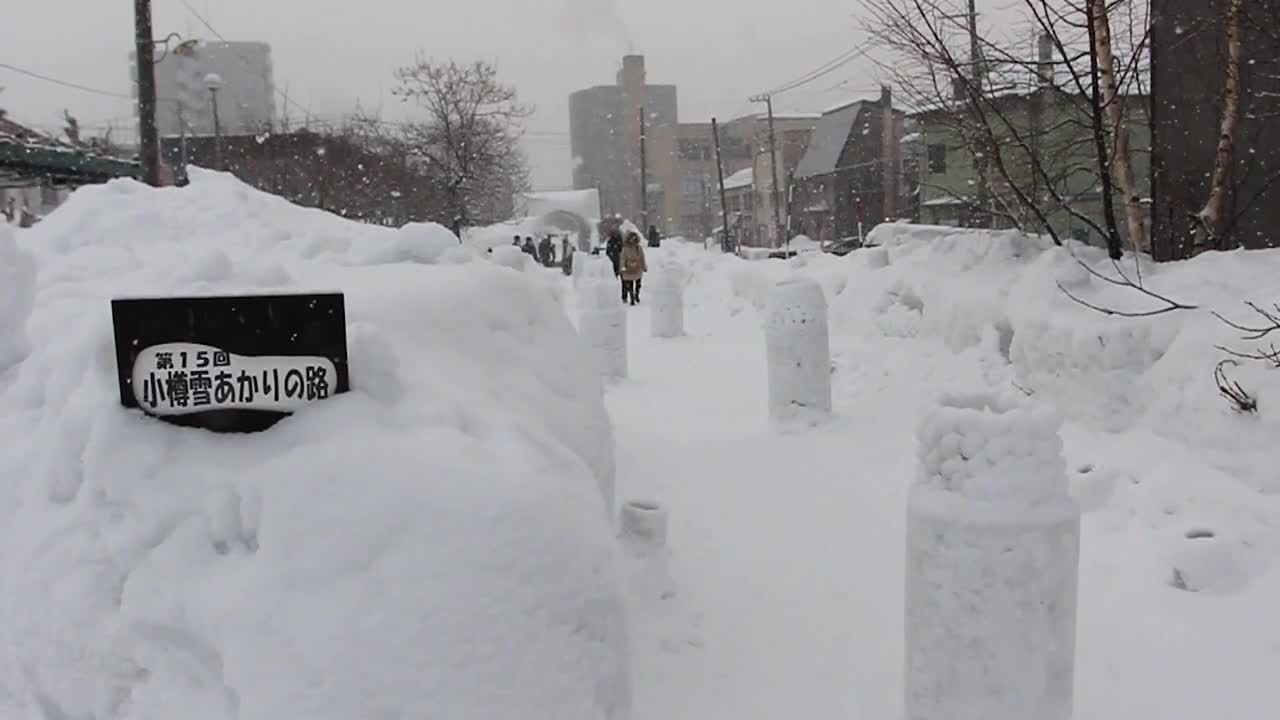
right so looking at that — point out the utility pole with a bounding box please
[881,85,899,222]
[712,117,732,253]
[967,0,991,227]
[639,108,648,231]
[750,93,784,247]
[134,0,161,186]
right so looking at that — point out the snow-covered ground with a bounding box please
[605,230,1280,719]
[0,171,629,720]
[2,170,1277,719]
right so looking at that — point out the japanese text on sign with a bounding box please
[131,342,337,416]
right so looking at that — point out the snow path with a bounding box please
[604,298,988,720]
[595,274,1280,720]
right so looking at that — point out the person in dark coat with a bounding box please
[605,229,624,277]
[538,235,555,266]
[512,234,521,247]
[647,225,661,248]
[522,237,537,257]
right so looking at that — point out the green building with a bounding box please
[911,88,1150,247]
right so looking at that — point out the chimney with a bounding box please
[618,55,648,222]
[881,85,898,220]
[1037,34,1054,89]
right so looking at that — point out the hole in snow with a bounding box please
[1184,528,1215,540]
[625,500,661,512]
[995,320,1014,361]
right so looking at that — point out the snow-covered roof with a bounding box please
[723,167,753,191]
[823,97,870,115]
[794,102,870,180]
[767,112,822,121]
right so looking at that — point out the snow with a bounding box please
[5,161,1279,720]
[646,269,684,339]
[598,227,1280,719]
[578,280,630,384]
[0,223,36,371]
[722,168,753,191]
[763,276,832,423]
[0,169,629,720]
[906,391,1080,720]
[513,189,602,224]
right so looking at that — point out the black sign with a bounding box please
[111,292,349,433]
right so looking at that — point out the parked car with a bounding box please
[823,237,864,256]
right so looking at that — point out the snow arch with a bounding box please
[513,189,601,250]
[535,209,593,243]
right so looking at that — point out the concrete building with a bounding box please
[664,113,816,243]
[568,55,677,226]
[132,40,277,140]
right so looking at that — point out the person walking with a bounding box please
[647,224,661,248]
[605,228,624,278]
[619,231,648,305]
[522,237,537,258]
[538,234,555,266]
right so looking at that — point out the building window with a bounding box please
[678,139,712,161]
[683,174,708,200]
[927,144,947,174]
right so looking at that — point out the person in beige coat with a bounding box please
[619,231,648,305]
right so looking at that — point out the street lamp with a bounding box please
[203,72,224,170]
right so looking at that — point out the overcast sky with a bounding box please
[1,0,921,188]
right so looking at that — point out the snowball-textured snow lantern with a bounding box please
[905,391,1081,720]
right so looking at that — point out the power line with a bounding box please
[174,0,314,123]
[0,62,133,100]
[753,38,877,99]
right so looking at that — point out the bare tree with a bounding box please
[860,0,1151,259]
[62,110,81,145]
[1192,0,1244,252]
[1089,0,1149,253]
[392,58,532,234]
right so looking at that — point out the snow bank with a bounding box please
[0,223,36,371]
[839,224,1280,490]
[1,169,629,720]
[658,221,1280,594]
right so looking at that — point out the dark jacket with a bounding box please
[647,226,661,248]
[605,233,624,274]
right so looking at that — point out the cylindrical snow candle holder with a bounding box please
[619,500,668,557]
[649,268,685,338]
[905,392,1081,720]
[578,281,628,380]
[764,277,832,423]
